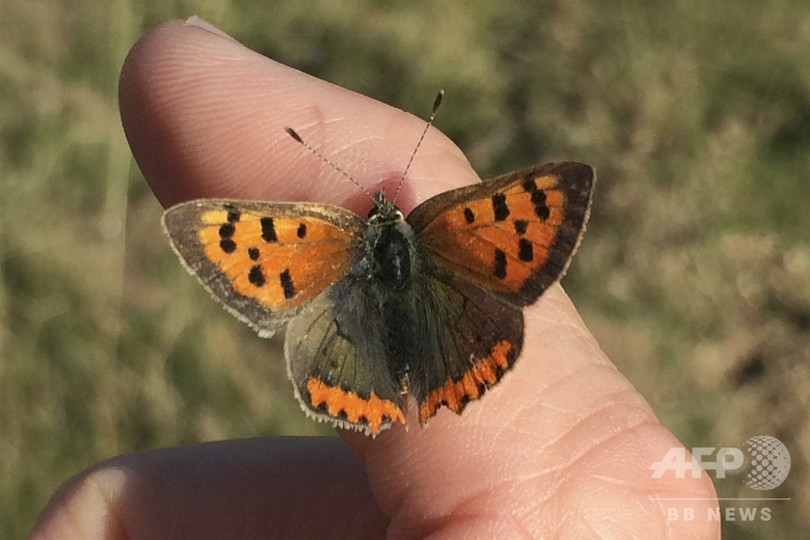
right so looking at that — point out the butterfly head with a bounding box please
[367,189,403,223]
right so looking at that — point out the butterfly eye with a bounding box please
[367,205,379,219]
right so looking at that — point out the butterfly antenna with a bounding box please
[391,89,444,205]
[284,127,376,201]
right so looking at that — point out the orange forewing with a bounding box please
[197,211,357,310]
[408,162,593,306]
[163,200,365,318]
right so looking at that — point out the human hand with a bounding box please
[31,18,719,539]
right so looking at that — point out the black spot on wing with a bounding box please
[464,207,475,224]
[280,269,295,299]
[492,193,509,221]
[261,217,277,242]
[249,264,265,287]
[518,238,533,262]
[218,224,237,253]
[531,190,550,220]
[219,223,235,238]
[494,249,507,279]
[226,209,241,223]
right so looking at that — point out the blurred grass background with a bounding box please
[1,0,809,538]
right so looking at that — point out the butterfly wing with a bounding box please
[285,273,406,434]
[405,162,594,421]
[408,162,594,306]
[162,199,365,337]
[403,271,525,423]
[281,249,523,430]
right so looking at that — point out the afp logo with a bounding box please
[650,435,791,490]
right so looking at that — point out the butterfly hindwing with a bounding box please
[285,273,406,433]
[162,199,365,337]
[282,251,524,429]
[408,162,594,306]
[406,271,525,424]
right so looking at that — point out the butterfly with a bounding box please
[162,109,594,436]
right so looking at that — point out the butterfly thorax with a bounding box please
[364,192,415,290]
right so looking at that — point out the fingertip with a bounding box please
[120,19,292,206]
[183,16,241,41]
[119,21,477,210]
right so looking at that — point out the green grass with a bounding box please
[2,1,809,538]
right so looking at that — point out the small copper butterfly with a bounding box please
[162,96,594,435]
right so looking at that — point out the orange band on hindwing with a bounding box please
[418,340,514,423]
[306,377,406,434]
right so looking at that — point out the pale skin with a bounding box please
[30,19,720,539]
